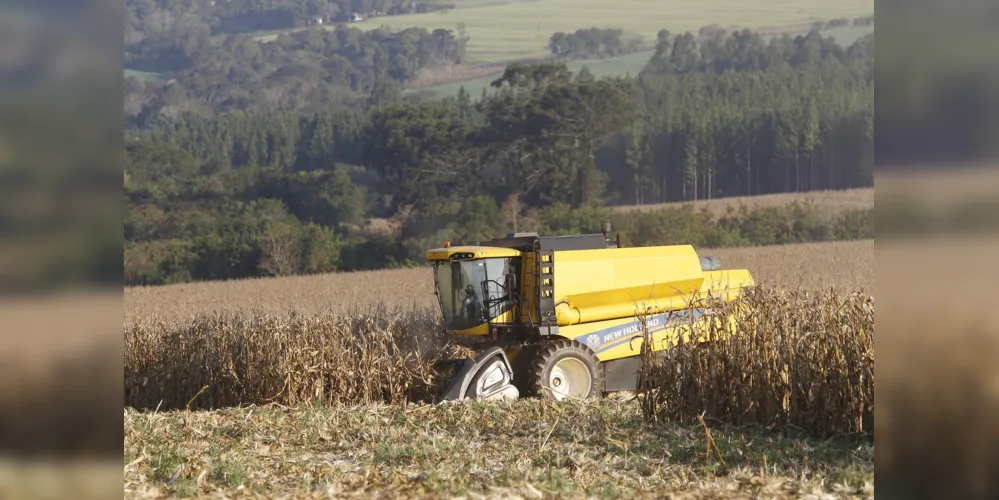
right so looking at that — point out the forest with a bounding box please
[548,28,646,61]
[125,0,452,42]
[125,25,875,286]
[125,24,469,120]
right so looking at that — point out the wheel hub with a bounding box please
[548,357,592,400]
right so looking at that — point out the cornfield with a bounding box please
[124,305,472,411]
[638,286,874,438]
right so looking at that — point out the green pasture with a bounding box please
[333,0,873,64]
[404,50,654,99]
[406,24,874,101]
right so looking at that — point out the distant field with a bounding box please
[614,187,873,217]
[255,0,872,64]
[405,49,655,98]
[355,0,872,64]
[406,24,872,99]
[125,238,873,323]
[706,239,873,293]
[124,266,437,324]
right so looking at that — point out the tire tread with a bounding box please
[515,338,604,399]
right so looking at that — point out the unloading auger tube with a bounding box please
[427,225,756,402]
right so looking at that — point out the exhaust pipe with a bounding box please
[602,222,623,248]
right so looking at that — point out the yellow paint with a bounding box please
[429,241,755,363]
[448,323,490,336]
[426,245,521,261]
[551,245,709,326]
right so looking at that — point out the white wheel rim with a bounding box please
[548,357,592,400]
[472,358,504,397]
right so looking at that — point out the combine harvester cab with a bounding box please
[425,224,755,402]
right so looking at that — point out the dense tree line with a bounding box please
[549,28,645,61]
[125,28,875,285]
[599,29,874,204]
[125,0,451,46]
[125,24,468,123]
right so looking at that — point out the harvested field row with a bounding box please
[124,240,873,324]
[124,399,873,499]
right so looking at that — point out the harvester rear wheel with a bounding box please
[515,339,603,401]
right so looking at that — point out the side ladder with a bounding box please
[538,249,557,336]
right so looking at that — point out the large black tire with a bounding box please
[514,339,604,400]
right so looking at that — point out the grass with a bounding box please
[407,24,873,100]
[254,0,873,64]
[405,49,656,98]
[123,399,873,499]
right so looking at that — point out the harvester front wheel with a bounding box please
[516,339,603,401]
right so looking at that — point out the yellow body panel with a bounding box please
[551,245,721,326]
[426,246,521,261]
[557,267,753,361]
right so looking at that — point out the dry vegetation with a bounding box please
[614,187,874,219]
[704,240,873,293]
[124,307,461,411]
[640,287,874,439]
[124,399,873,499]
[125,267,436,325]
[124,244,874,418]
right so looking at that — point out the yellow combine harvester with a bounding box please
[427,224,755,401]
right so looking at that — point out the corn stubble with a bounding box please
[124,306,473,410]
[127,285,875,443]
[639,286,874,439]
